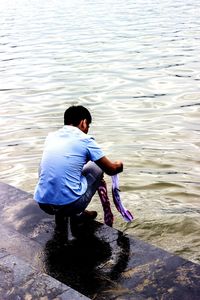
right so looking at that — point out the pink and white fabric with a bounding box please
[97,179,114,227]
[98,175,133,227]
[111,174,133,222]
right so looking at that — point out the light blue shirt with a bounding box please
[34,126,104,205]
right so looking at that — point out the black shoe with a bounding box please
[78,210,97,222]
[71,210,97,225]
[70,210,97,237]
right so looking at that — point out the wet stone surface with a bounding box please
[0,250,89,300]
[0,181,200,299]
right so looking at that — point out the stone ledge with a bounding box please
[0,181,200,299]
[0,250,90,300]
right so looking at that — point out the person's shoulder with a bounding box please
[86,135,102,149]
[85,134,95,141]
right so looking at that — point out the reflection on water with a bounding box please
[0,0,200,263]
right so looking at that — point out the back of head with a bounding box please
[64,105,92,126]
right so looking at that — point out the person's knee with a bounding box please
[83,161,103,178]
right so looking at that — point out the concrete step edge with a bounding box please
[0,249,90,300]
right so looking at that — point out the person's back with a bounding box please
[34,105,123,233]
[35,125,104,205]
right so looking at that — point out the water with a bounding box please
[0,0,200,263]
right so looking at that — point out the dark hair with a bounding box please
[64,105,92,126]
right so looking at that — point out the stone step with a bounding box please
[0,248,90,299]
[1,181,200,300]
[0,182,91,299]
[0,223,43,270]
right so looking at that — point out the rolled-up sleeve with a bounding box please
[87,137,104,161]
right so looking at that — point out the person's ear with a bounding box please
[79,119,85,128]
[78,119,88,133]
[83,119,87,128]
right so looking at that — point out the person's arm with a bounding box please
[95,156,123,176]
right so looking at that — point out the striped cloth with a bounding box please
[98,175,133,227]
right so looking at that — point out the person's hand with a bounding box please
[114,160,123,173]
[96,156,123,175]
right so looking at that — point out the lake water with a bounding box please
[1,0,200,263]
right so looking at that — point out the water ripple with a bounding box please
[1,0,200,263]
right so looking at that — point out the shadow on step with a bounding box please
[43,221,130,299]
